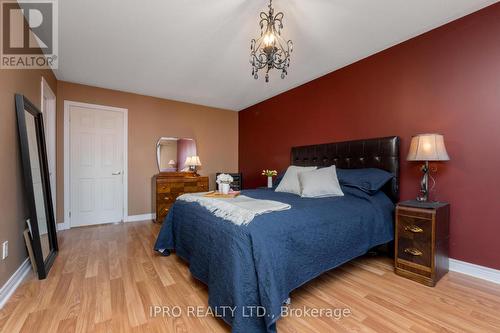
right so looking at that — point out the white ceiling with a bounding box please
[55,0,498,111]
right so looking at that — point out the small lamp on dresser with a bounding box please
[184,155,202,175]
[395,133,451,286]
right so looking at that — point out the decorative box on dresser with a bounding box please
[154,172,209,223]
[395,200,450,287]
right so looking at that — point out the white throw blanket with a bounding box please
[177,193,291,225]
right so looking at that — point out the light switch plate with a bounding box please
[2,241,8,260]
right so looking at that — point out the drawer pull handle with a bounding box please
[404,248,423,256]
[405,225,424,233]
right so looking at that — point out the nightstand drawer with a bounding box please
[397,237,431,267]
[397,214,432,243]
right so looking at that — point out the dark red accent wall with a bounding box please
[239,4,500,270]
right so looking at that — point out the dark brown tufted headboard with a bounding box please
[291,136,400,202]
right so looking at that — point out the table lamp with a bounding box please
[407,134,450,202]
[184,156,202,174]
[183,156,193,172]
[190,155,202,174]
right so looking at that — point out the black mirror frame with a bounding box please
[15,94,58,279]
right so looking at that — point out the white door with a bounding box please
[69,103,125,227]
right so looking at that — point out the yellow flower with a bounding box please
[262,169,278,177]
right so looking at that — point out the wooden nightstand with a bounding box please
[395,200,450,287]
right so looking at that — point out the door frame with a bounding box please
[63,100,128,229]
[40,77,57,220]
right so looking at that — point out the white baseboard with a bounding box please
[124,213,156,223]
[57,213,155,229]
[449,259,500,284]
[57,220,70,231]
[0,258,32,309]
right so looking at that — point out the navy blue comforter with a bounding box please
[154,187,394,333]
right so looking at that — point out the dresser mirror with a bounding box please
[156,137,197,172]
[15,94,58,279]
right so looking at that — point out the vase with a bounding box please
[267,176,273,188]
[221,183,230,195]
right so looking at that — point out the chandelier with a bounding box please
[250,0,293,83]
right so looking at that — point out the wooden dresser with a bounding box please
[154,172,209,223]
[395,201,450,286]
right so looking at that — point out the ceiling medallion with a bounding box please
[250,0,293,83]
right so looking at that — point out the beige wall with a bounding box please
[0,62,237,287]
[56,81,238,219]
[0,69,57,287]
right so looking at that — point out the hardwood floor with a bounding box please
[1,221,500,333]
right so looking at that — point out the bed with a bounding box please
[154,136,400,333]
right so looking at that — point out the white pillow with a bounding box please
[298,165,344,198]
[275,166,317,195]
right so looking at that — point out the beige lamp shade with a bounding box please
[184,156,194,166]
[191,155,202,166]
[407,134,450,161]
[168,159,176,166]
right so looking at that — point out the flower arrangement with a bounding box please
[261,170,278,177]
[262,169,278,188]
[216,173,234,185]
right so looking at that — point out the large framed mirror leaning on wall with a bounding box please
[15,94,58,279]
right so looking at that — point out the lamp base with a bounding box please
[416,161,430,202]
[189,165,199,176]
[416,195,428,202]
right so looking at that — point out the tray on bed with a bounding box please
[203,191,240,198]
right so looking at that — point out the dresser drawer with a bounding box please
[154,174,209,223]
[397,214,432,244]
[156,202,172,223]
[184,185,201,193]
[157,193,176,204]
[157,182,172,193]
[198,182,209,191]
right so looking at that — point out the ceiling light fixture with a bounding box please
[250,0,293,83]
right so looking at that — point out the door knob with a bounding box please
[112,171,122,175]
